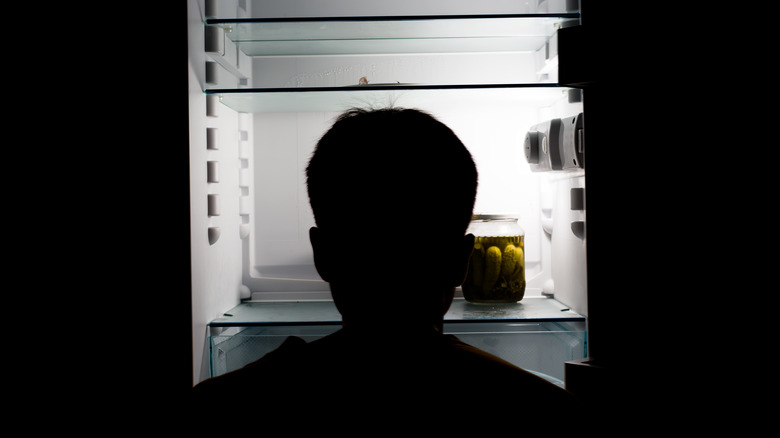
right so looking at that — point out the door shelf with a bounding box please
[206,83,577,113]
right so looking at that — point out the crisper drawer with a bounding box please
[443,321,586,383]
[210,325,340,378]
[209,321,585,384]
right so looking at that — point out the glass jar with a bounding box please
[462,215,526,303]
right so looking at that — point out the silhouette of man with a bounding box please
[192,108,581,428]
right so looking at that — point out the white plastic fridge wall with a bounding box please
[244,98,582,296]
[190,1,247,383]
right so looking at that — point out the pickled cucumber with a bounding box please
[501,244,521,279]
[463,235,525,303]
[508,245,524,290]
[482,246,502,293]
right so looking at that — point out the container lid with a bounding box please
[471,214,520,221]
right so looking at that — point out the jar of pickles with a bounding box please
[462,215,526,303]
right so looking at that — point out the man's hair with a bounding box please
[306,107,478,239]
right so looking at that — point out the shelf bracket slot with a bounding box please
[205,25,250,81]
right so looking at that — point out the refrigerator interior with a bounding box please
[189,0,586,383]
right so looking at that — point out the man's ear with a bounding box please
[309,227,332,282]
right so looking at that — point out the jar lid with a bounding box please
[471,214,519,221]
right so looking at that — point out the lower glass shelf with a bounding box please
[209,297,584,327]
[208,298,586,381]
[210,320,585,383]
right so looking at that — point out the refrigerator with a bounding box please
[186,0,614,397]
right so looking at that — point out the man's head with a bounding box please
[306,108,478,329]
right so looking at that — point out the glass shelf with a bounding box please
[208,298,585,381]
[206,14,578,57]
[207,83,574,113]
[209,320,585,382]
[208,297,584,327]
[202,13,579,93]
